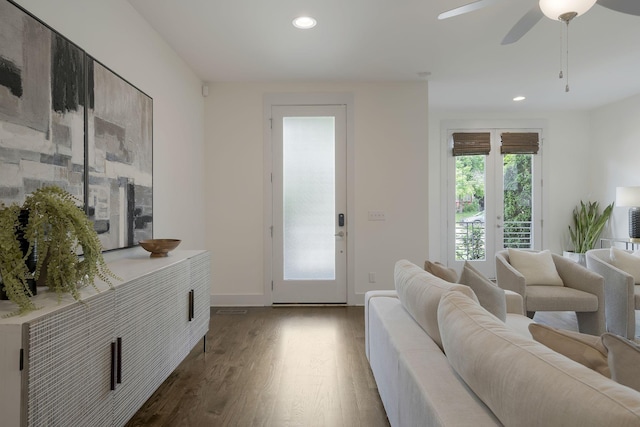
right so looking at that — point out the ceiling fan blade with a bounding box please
[438,0,504,20]
[501,6,544,45]
[597,0,640,16]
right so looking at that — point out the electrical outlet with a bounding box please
[368,211,386,221]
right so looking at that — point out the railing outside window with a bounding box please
[455,220,532,261]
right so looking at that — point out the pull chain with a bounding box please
[559,23,563,79]
[565,18,570,92]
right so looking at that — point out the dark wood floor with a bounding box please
[126,306,390,427]
[126,306,639,427]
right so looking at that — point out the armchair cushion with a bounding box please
[525,285,598,312]
[424,260,458,283]
[508,249,563,286]
[529,323,609,377]
[610,247,640,285]
[458,261,506,322]
[602,333,640,392]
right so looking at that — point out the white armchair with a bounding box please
[586,248,638,339]
[495,250,606,335]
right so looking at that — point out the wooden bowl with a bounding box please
[139,239,181,257]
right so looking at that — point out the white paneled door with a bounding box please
[271,105,347,303]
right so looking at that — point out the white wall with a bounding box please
[14,0,207,250]
[428,109,592,260]
[589,94,640,238]
[205,82,428,305]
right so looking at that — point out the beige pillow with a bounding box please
[610,247,640,285]
[424,260,458,283]
[394,259,478,350]
[529,323,610,377]
[458,261,506,322]
[508,249,564,286]
[602,333,640,392]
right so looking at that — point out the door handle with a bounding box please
[334,231,345,237]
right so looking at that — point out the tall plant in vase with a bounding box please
[567,200,614,264]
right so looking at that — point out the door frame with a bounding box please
[440,119,547,279]
[263,93,355,305]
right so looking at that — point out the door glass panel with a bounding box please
[283,116,335,280]
[503,153,533,249]
[455,155,486,261]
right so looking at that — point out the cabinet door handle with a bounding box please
[116,337,122,384]
[188,290,195,321]
[110,342,117,391]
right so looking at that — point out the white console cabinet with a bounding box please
[0,249,211,427]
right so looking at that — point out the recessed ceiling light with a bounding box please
[513,96,526,102]
[293,16,317,29]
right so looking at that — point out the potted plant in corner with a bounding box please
[0,186,117,316]
[565,200,614,266]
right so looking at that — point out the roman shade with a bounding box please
[500,132,539,154]
[452,132,491,156]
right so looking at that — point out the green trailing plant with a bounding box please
[568,200,614,254]
[0,204,34,314]
[0,186,118,316]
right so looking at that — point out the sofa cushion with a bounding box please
[394,259,478,350]
[458,261,506,322]
[438,291,640,427]
[610,247,640,285]
[602,333,640,392]
[529,323,610,377]
[508,248,564,286]
[424,260,458,283]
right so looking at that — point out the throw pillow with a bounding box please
[458,261,506,322]
[602,333,640,392]
[610,247,640,285]
[508,249,564,286]
[528,324,610,377]
[424,260,458,283]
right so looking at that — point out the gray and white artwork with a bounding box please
[0,0,153,251]
[0,0,85,205]
[88,60,153,250]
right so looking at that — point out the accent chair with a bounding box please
[495,249,605,335]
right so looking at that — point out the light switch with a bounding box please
[368,211,386,221]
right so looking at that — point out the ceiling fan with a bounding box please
[438,0,640,45]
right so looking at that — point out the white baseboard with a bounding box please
[210,294,266,307]
[209,293,368,306]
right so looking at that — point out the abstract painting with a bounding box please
[87,59,153,250]
[0,0,85,205]
[0,0,153,251]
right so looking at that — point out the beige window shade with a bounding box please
[452,132,491,156]
[501,132,539,154]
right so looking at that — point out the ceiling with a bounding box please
[128,0,640,112]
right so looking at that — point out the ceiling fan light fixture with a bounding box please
[539,0,597,21]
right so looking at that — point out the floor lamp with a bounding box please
[616,186,640,243]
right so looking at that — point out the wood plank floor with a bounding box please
[126,306,640,427]
[126,306,390,427]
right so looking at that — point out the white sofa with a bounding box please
[365,260,640,427]
[586,248,639,339]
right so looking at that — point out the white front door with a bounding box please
[271,105,347,303]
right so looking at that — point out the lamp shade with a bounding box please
[539,0,597,20]
[616,186,640,207]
